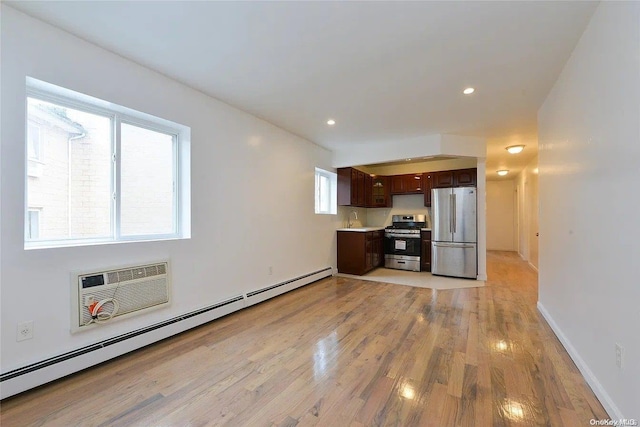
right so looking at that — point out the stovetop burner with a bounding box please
[387,214,427,231]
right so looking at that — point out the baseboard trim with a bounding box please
[0,267,332,400]
[536,302,622,419]
[244,268,332,307]
[528,261,538,272]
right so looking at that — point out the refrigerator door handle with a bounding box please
[449,194,453,233]
[452,193,456,233]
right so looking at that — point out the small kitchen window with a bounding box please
[315,168,337,215]
[25,77,191,249]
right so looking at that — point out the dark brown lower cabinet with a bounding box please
[371,231,384,268]
[337,230,384,275]
[420,230,432,272]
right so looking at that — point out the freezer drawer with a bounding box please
[431,242,477,279]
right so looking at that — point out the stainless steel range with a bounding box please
[384,214,427,272]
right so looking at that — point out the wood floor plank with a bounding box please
[0,251,610,426]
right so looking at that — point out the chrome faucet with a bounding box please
[347,210,358,228]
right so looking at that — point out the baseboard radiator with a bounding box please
[0,267,332,399]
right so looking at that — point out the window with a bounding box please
[27,209,41,240]
[27,123,43,161]
[314,168,337,215]
[25,78,190,248]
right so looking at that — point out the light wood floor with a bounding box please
[1,251,608,426]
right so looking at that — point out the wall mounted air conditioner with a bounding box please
[71,261,170,333]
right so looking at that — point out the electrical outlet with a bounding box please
[17,321,34,342]
[615,343,624,368]
[268,266,273,275]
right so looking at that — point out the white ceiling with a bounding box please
[8,1,598,178]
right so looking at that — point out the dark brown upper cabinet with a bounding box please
[370,175,391,208]
[340,167,476,208]
[453,168,477,187]
[431,170,454,188]
[356,170,366,207]
[391,174,423,194]
[431,168,477,189]
[423,172,433,207]
[338,167,366,207]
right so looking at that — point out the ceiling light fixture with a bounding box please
[326,119,336,126]
[463,87,475,95]
[506,145,525,154]
[497,170,509,176]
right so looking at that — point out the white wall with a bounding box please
[0,6,340,373]
[486,180,516,251]
[537,2,639,418]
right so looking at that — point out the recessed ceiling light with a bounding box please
[463,87,475,95]
[497,170,509,176]
[506,145,525,154]
[326,119,336,126]
[406,158,412,161]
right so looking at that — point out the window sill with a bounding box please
[24,235,189,251]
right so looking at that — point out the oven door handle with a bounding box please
[385,233,421,239]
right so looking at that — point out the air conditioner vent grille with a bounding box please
[117,269,133,282]
[105,263,166,284]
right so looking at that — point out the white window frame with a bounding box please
[115,118,180,240]
[315,167,337,215]
[25,77,191,249]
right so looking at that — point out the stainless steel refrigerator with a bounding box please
[431,187,477,279]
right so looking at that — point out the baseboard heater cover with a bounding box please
[244,267,332,307]
[1,295,244,384]
[246,267,332,297]
[0,267,332,399]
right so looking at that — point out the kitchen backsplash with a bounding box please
[338,206,369,228]
[338,194,431,228]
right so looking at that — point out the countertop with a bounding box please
[337,227,432,232]
[336,227,386,232]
